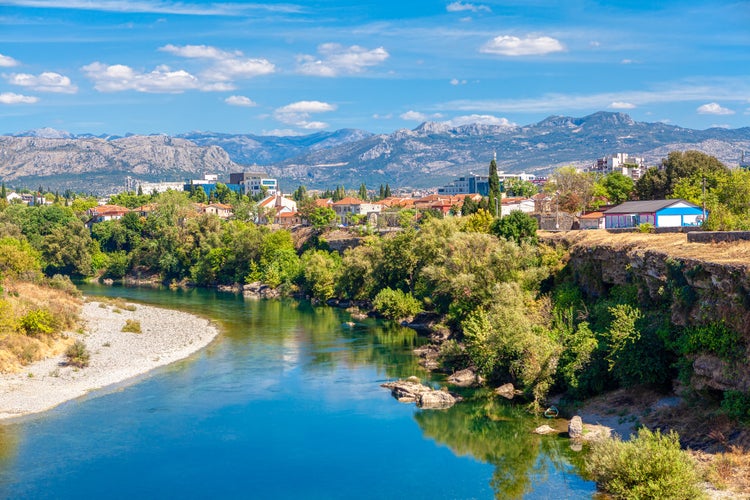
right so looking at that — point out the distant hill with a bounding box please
[2,112,749,193]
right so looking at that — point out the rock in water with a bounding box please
[418,390,456,409]
[381,379,458,409]
[533,425,558,435]
[568,416,584,439]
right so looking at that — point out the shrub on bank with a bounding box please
[372,287,421,320]
[121,319,142,333]
[585,427,705,499]
[65,340,90,368]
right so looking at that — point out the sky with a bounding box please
[0,0,748,136]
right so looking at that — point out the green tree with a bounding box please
[307,206,336,229]
[384,184,392,198]
[490,210,538,244]
[488,157,501,216]
[358,183,368,201]
[461,195,479,216]
[40,219,93,276]
[600,171,635,204]
[504,178,537,198]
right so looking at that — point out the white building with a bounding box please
[591,153,647,180]
[230,172,278,197]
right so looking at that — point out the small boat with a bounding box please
[543,406,559,418]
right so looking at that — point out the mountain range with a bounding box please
[2,112,749,194]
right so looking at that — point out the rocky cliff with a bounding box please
[542,231,750,394]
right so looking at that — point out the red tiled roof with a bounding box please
[332,197,365,205]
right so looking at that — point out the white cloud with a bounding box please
[373,113,393,120]
[450,78,467,85]
[297,43,389,77]
[6,72,78,93]
[400,110,443,121]
[697,102,734,115]
[160,44,275,81]
[446,1,491,13]
[274,100,336,129]
[621,59,636,64]
[0,53,19,67]
[82,62,216,93]
[0,1,301,15]
[0,92,39,104]
[262,129,304,137]
[444,114,515,127]
[83,44,274,93]
[225,95,256,107]
[609,101,636,109]
[480,35,564,56]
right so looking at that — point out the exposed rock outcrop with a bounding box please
[381,377,460,409]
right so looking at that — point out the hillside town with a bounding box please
[1,151,714,233]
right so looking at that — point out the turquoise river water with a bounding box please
[0,285,596,499]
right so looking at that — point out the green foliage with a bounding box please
[721,390,750,423]
[121,319,142,333]
[65,340,91,368]
[461,283,561,403]
[637,222,654,233]
[504,178,537,198]
[372,287,421,320]
[40,218,94,276]
[585,428,705,500]
[680,322,743,361]
[20,309,56,337]
[600,171,634,204]
[488,158,501,217]
[103,251,130,279]
[47,274,82,297]
[307,206,336,229]
[0,236,42,279]
[437,339,470,372]
[108,191,152,209]
[490,210,538,244]
[462,208,494,233]
[299,249,341,301]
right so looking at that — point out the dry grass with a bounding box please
[90,297,136,312]
[540,230,750,267]
[696,447,750,495]
[0,278,81,373]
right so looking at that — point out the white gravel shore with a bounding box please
[0,299,220,420]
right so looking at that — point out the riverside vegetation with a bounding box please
[2,150,750,497]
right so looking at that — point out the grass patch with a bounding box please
[121,319,142,334]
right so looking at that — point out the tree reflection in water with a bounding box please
[414,391,588,499]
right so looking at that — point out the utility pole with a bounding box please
[702,176,706,224]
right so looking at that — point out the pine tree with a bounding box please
[384,184,392,198]
[1,182,6,200]
[137,184,144,196]
[379,184,385,200]
[488,156,500,217]
[358,183,368,201]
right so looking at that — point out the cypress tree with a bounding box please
[488,156,500,217]
[358,183,368,201]
[384,184,392,198]
[1,182,6,200]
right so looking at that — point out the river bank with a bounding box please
[0,298,220,420]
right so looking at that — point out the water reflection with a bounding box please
[415,391,593,499]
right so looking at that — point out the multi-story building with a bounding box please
[438,172,538,196]
[591,153,647,180]
[230,172,278,197]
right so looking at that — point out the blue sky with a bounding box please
[0,0,748,136]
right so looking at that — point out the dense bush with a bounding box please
[585,428,705,499]
[721,391,750,423]
[19,309,56,337]
[372,287,421,320]
[65,340,90,368]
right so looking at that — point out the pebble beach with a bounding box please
[0,299,220,420]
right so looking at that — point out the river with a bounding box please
[0,285,596,499]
